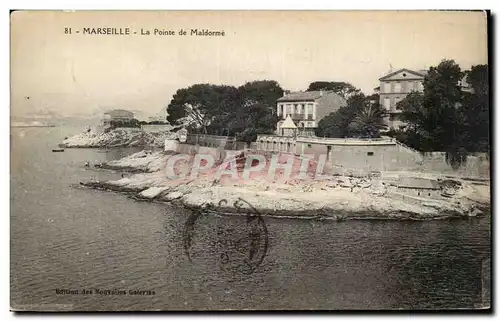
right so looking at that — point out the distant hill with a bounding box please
[11,120,55,128]
[11,106,161,127]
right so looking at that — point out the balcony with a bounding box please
[279,113,314,121]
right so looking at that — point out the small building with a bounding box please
[279,115,298,137]
[276,90,346,137]
[396,177,441,198]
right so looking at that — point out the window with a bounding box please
[402,73,407,77]
[384,82,391,93]
[418,82,424,91]
[307,144,312,148]
[394,82,402,93]
[367,152,374,156]
[413,81,419,91]
[306,104,313,116]
[384,98,391,109]
[297,104,302,113]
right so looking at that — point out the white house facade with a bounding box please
[276,90,346,137]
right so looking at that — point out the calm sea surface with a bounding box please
[10,126,491,311]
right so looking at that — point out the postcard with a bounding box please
[10,10,490,311]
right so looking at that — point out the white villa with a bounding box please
[276,90,346,137]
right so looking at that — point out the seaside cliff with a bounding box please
[79,150,490,220]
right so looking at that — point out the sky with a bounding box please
[10,10,488,118]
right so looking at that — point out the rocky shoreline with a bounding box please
[77,180,481,220]
[77,150,491,221]
[59,129,170,148]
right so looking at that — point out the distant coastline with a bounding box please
[11,124,56,128]
[11,120,56,128]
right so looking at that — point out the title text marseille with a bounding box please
[82,27,225,36]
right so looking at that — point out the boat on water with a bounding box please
[52,148,65,152]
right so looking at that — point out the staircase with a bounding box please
[392,138,424,164]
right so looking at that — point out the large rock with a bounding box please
[138,187,170,199]
[164,191,183,201]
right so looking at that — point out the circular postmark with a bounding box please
[183,198,268,276]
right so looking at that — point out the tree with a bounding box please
[307,81,361,100]
[109,118,141,129]
[421,60,465,152]
[233,103,279,145]
[229,80,283,142]
[467,64,488,96]
[316,93,366,137]
[166,80,283,141]
[389,91,425,150]
[387,59,481,167]
[348,100,387,138]
[397,92,424,131]
[166,88,190,125]
[205,85,243,135]
[166,84,242,135]
[238,80,284,108]
[393,60,464,153]
[461,64,489,153]
[385,61,490,162]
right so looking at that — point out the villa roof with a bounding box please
[277,90,330,102]
[281,115,297,129]
[397,177,440,190]
[379,68,427,81]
